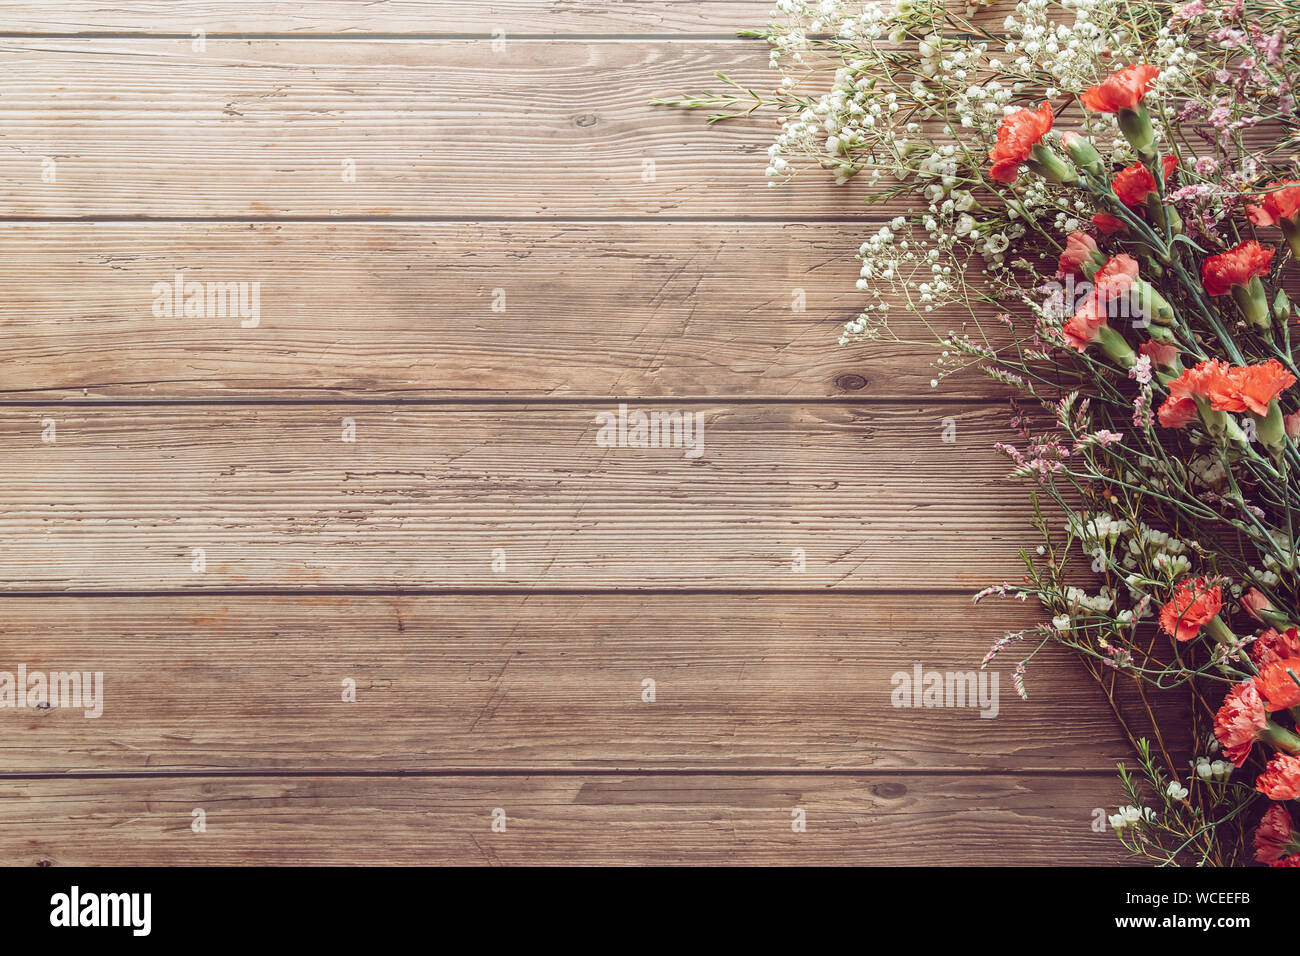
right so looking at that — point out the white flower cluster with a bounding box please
[1064,585,1114,613]
[1195,756,1233,782]
[1120,522,1193,583]
[752,0,1220,349]
[1067,510,1131,548]
[1109,804,1156,829]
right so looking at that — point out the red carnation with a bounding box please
[1200,240,1274,296]
[1247,180,1300,227]
[1213,681,1267,767]
[1111,157,1178,207]
[1241,587,1274,623]
[1063,295,1108,352]
[1252,627,1300,667]
[1156,359,1232,429]
[988,102,1054,183]
[1138,340,1179,368]
[1081,64,1162,113]
[1158,577,1222,642]
[1215,359,1297,416]
[1255,803,1300,866]
[1091,212,1127,234]
[1156,395,1197,428]
[1058,231,1100,278]
[1093,254,1139,298]
[1257,753,1300,800]
[1256,656,1300,712]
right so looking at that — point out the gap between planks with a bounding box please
[0,769,1121,779]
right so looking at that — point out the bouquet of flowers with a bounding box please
[657,0,1300,865]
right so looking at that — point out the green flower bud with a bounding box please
[1026,143,1080,186]
[1281,218,1300,260]
[1231,276,1272,331]
[1254,400,1288,458]
[1061,132,1106,179]
[1096,324,1136,368]
[1117,105,1157,162]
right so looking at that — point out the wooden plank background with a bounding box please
[0,1,1132,865]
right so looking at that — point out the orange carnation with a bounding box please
[1081,64,1162,112]
[1157,359,1232,428]
[1214,681,1268,766]
[1158,577,1222,642]
[1257,753,1300,800]
[1217,359,1297,416]
[1200,240,1274,296]
[1256,657,1300,712]
[1180,358,1236,403]
[988,102,1054,183]
[1247,180,1300,227]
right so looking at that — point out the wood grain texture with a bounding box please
[0,38,873,217]
[0,593,1139,773]
[0,7,1141,867]
[0,1,779,35]
[0,403,1040,591]
[0,221,994,401]
[0,775,1130,866]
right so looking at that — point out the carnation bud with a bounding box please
[1130,279,1175,325]
[1242,588,1295,630]
[1143,324,1176,346]
[1025,143,1080,186]
[1061,131,1106,179]
[1274,288,1291,321]
[1286,410,1300,442]
[1116,105,1157,162]
[1231,276,1272,331]
[1254,400,1289,460]
[1096,324,1137,369]
[1281,216,1300,260]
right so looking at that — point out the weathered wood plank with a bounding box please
[0,221,990,401]
[0,593,1135,773]
[0,403,1040,591]
[0,1,778,35]
[0,774,1131,865]
[0,39,872,217]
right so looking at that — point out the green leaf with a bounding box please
[1171,234,1211,255]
